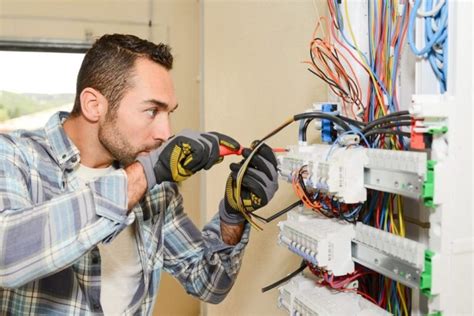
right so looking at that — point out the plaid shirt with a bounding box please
[0,112,250,315]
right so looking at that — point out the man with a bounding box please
[0,34,279,315]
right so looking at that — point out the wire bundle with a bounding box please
[304,17,364,119]
[324,2,413,314]
[291,165,363,222]
[307,263,379,305]
[326,0,411,121]
[408,0,448,92]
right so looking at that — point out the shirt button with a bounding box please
[71,156,78,163]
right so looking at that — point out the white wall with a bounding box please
[202,1,327,315]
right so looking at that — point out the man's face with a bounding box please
[98,58,178,166]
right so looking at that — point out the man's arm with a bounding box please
[220,222,245,246]
[159,183,251,304]
[125,162,147,210]
[0,141,132,288]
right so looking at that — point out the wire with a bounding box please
[360,111,410,134]
[252,200,303,223]
[304,16,365,117]
[336,114,367,128]
[294,112,352,131]
[364,129,411,139]
[409,0,445,17]
[261,260,307,293]
[408,0,448,92]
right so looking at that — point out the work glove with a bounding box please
[219,143,279,225]
[137,129,240,189]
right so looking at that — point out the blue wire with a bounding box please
[379,193,389,229]
[408,0,448,92]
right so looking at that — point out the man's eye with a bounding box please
[146,109,158,117]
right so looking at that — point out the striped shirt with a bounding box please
[0,112,250,315]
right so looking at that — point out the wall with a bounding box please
[1,0,329,314]
[0,1,201,315]
[202,1,327,315]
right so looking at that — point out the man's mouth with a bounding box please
[137,142,163,156]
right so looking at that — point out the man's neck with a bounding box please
[63,115,113,168]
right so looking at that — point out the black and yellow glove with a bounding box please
[219,143,279,225]
[137,129,240,189]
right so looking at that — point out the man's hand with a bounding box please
[137,129,240,189]
[219,143,279,226]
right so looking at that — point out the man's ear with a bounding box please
[79,87,108,122]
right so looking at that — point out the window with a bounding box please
[0,50,84,132]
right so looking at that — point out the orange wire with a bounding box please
[304,16,364,119]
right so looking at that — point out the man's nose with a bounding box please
[152,115,172,142]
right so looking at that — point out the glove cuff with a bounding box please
[219,199,246,225]
[136,155,157,190]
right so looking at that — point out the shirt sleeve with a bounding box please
[0,138,132,289]
[161,183,251,304]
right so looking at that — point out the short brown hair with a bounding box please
[70,34,173,117]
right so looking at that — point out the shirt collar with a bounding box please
[44,111,80,168]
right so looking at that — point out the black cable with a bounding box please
[361,114,411,134]
[370,120,412,129]
[336,114,366,128]
[363,121,412,137]
[300,114,367,142]
[364,129,411,138]
[299,119,312,142]
[294,112,351,131]
[252,200,304,223]
[261,260,307,293]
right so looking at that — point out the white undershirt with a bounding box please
[74,164,142,315]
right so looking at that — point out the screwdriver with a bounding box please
[219,145,287,157]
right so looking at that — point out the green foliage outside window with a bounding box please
[0,91,74,122]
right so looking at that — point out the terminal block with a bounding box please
[278,274,390,316]
[278,209,355,276]
[278,144,367,204]
[278,144,428,202]
[352,222,426,289]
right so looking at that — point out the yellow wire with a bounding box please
[397,283,409,316]
[389,199,399,235]
[397,195,405,237]
[235,142,264,231]
[234,117,294,230]
[369,2,376,55]
[386,278,392,313]
[343,0,387,115]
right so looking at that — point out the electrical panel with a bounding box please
[270,0,472,315]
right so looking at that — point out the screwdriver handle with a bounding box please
[219,145,286,157]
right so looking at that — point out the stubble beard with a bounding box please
[98,115,142,167]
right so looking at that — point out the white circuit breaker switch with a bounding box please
[409,94,451,119]
[278,210,355,276]
[314,146,367,204]
[278,144,367,204]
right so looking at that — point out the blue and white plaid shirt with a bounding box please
[0,112,250,315]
